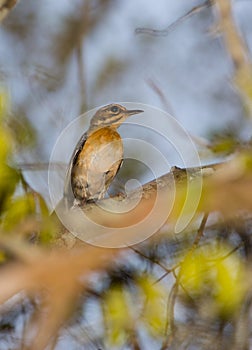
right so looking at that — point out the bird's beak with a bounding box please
[125,109,144,116]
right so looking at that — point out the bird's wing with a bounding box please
[63,131,88,203]
[103,157,123,198]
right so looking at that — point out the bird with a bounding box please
[64,103,143,206]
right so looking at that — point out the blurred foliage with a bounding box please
[180,245,246,317]
[2,193,36,231]
[207,125,252,162]
[138,275,167,337]
[0,90,56,245]
[101,273,167,347]
[0,92,20,213]
[103,285,133,346]
[210,130,240,155]
[207,126,240,155]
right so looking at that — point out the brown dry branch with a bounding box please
[213,0,250,69]
[213,0,252,113]
[55,156,252,248]
[146,78,174,113]
[0,0,18,22]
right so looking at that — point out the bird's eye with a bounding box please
[110,106,119,113]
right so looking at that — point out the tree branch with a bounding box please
[54,156,252,247]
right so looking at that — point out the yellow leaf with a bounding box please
[180,251,207,294]
[3,193,36,231]
[0,91,9,118]
[103,286,132,346]
[138,276,167,336]
[180,245,246,316]
[0,250,6,263]
[0,164,19,211]
[214,254,245,315]
[0,127,13,160]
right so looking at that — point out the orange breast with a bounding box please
[72,127,123,201]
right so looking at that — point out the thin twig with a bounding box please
[172,269,194,303]
[146,78,175,113]
[161,279,179,350]
[16,162,66,171]
[154,270,174,284]
[129,246,179,279]
[192,212,209,249]
[135,1,211,37]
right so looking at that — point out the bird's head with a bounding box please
[89,104,143,130]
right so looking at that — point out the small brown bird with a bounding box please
[64,104,143,206]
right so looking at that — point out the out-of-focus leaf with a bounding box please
[210,137,238,155]
[214,253,245,315]
[0,164,19,213]
[35,194,56,244]
[239,151,252,172]
[2,193,36,231]
[208,128,239,155]
[180,245,246,316]
[180,250,207,294]
[0,127,13,160]
[103,285,133,346]
[37,193,49,217]
[0,91,20,212]
[0,90,12,158]
[138,275,167,336]
[38,217,57,245]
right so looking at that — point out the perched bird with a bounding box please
[64,104,143,206]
